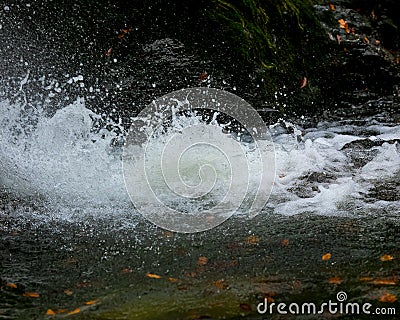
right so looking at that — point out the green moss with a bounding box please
[212,0,315,70]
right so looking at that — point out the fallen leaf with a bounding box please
[121,268,133,274]
[380,254,394,262]
[213,279,228,290]
[245,235,260,245]
[67,308,81,315]
[46,309,56,315]
[378,293,397,303]
[338,19,346,28]
[23,292,40,298]
[328,276,342,284]
[6,282,17,289]
[56,309,68,313]
[338,19,350,33]
[299,77,307,88]
[372,279,398,285]
[364,36,370,44]
[64,289,73,296]
[374,39,381,45]
[199,72,208,82]
[329,3,335,11]
[184,271,197,278]
[359,277,373,282]
[281,239,289,247]
[168,277,179,283]
[322,253,332,261]
[197,256,208,266]
[336,34,342,45]
[145,273,162,279]
[84,299,99,305]
[105,47,112,57]
[240,303,252,311]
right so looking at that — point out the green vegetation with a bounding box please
[211,0,315,72]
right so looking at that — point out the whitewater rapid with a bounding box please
[0,97,399,224]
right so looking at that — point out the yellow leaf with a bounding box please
[378,293,397,303]
[67,308,81,315]
[380,254,394,262]
[6,282,17,289]
[168,277,179,283]
[46,309,56,315]
[145,273,162,279]
[23,292,40,298]
[322,253,331,261]
[84,299,99,305]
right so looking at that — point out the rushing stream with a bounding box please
[1,1,400,319]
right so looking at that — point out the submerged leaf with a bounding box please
[67,308,81,315]
[84,299,99,305]
[145,273,162,279]
[46,309,56,315]
[322,253,331,261]
[23,292,40,298]
[380,254,394,262]
[378,293,397,303]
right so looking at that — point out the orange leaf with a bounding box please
[213,279,228,290]
[67,308,81,315]
[328,276,342,284]
[364,36,370,44]
[338,19,346,28]
[372,279,398,285]
[322,253,331,261]
[46,309,56,315]
[23,292,40,298]
[329,3,335,11]
[84,299,99,305]
[168,277,179,283]
[281,239,289,247]
[381,254,394,262]
[197,256,208,266]
[64,289,73,296]
[145,273,162,279]
[378,293,397,303]
[199,72,208,82]
[245,235,260,245]
[6,282,17,289]
[359,277,373,282]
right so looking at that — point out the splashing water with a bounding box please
[0,95,399,225]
